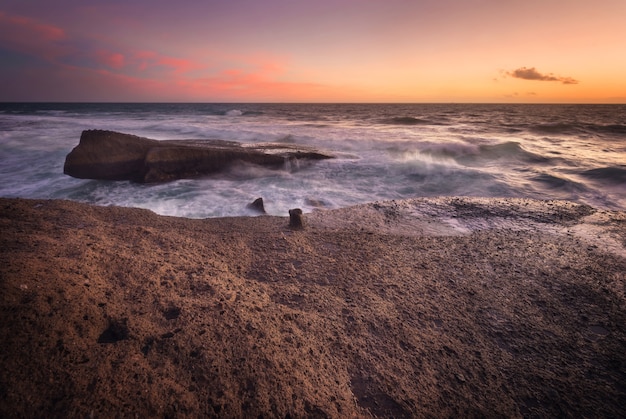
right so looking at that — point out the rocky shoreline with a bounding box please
[1,197,625,417]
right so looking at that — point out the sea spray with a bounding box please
[1,103,625,217]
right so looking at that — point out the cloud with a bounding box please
[0,11,69,60]
[176,67,346,102]
[0,10,345,101]
[507,67,578,85]
[122,50,205,75]
[154,55,204,75]
[0,11,65,42]
[95,50,125,69]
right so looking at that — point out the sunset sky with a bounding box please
[1,0,625,103]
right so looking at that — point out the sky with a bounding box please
[0,0,625,103]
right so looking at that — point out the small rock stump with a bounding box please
[288,208,304,229]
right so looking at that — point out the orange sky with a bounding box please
[0,0,625,102]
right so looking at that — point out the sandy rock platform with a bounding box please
[1,197,625,417]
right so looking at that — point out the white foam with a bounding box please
[1,104,625,218]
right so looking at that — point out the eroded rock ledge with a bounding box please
[63,130,334,183]
[1,197,625,418]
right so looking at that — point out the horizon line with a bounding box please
[1,101,624,105]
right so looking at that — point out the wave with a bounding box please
[589,124,626,136]
[477,142,550,163]
[301,123,330,128]
[530,123,580,135]
[529,122,626,137]
[580,166,626,185]
[414,141,478,159]
[531,173,587,192]
[2,103,625,216]
[429,141,549,165]
[382,116,434,126]
[222,109,263,117]
[393,141,552,167]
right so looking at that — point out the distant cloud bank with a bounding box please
[508,67,578,85]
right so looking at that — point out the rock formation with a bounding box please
[64,130,334,183]
[2,197,625,418]
[247,198,267,214]
[288,208,304,229]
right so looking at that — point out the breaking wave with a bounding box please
[414,141,550,165]
[532,173,588,192]
[1,103,625,216]
[476,142,550,163]
[581,166,626,185]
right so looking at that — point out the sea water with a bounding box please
[1,103,624,218]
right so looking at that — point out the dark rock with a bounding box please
[289,208,304,229]
[64,130,334,183]
[64,130,158,181]
[163,306,181,320]
[247,198,266,214]
[97,318,129,344]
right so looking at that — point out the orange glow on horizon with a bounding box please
[0,2,625,103]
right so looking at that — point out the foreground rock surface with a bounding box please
[1,197,625,418]
[63,130,334,182]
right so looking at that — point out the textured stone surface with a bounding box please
[64,130,333,182]
[1,197,625,417]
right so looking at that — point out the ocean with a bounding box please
[1,103,625,218]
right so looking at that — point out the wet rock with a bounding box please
[64,130,334,183]
[247,198,266,214]
[289,208,304,229]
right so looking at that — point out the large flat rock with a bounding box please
[63,130,334,182]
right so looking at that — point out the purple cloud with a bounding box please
[508,67,578,85]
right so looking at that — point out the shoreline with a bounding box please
[1,197,625,417]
